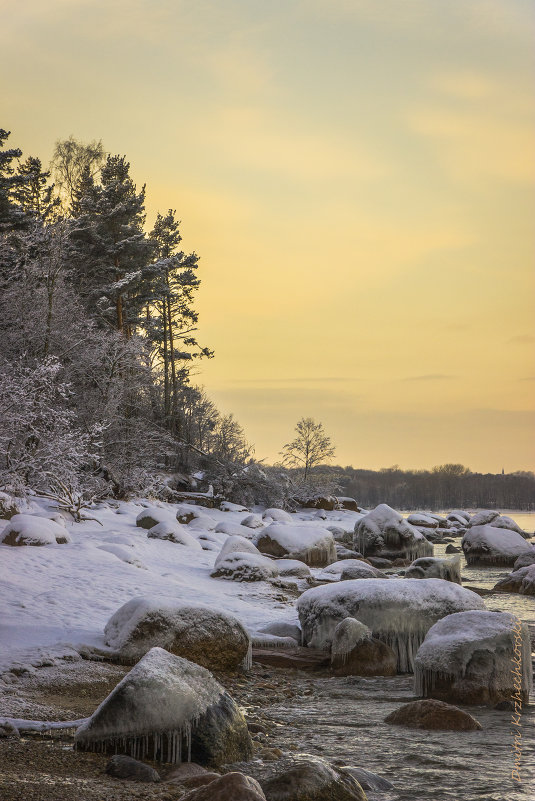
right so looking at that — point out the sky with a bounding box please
[2,0,534,472]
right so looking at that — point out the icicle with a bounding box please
[241,640,252,670]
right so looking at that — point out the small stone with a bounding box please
[181,771,267,800]
[105,754,161,782]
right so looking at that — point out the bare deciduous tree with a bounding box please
[280,417,335,482]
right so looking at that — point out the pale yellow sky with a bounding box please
[2,0,534,471]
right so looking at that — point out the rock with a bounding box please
[257,622,302,642]
[180,773,222,790]
[407,514,438,528]
[318,559,384,583]
[104,597,250,671]
[262,508,293,523]
[215,521,256,538]
[299,496,338,511]
[297,578,486,672]
[490,516,528,536]
[328,525,354,546]
[414,610,533,705]
[260,755,367,801]
[445,544,461,554]
[513,550,535,570]
[241,514,264,529]
[336,497,360,512]
[164,762,211,783]
[0,492,25,520]
[468,510,499,527]
[404,555,462,584]
[330,618,397,677]
[385,700,482,731]
[136,507,176,529]
[105,754,161,782]
[462,525,530,566]
[1,514,71,546]
[339,767,394,792]
[214,534,262,563]
[335,545,362,560]
[0,720,20,739]
[75,648,253,766]
[187,515,217,532]
[220,501,249,512]
[449,510,471,523]
[182,772,267,801]
[176,506,197,524]
[493,564,535,596]
[366,556,393,568]
[252,647,330,671]
[354,504,433,562]
[494,700,514,711]
[254,523,336,567]
[212,552,281,582]
[147,521,202,548]
[275,559,311,578]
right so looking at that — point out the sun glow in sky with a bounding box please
[2,0,534,471]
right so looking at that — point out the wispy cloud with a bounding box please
[509,334,535,344]
[402,374,456,382]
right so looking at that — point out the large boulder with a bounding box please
[336,497,360,512]
[253,523,336,567]
[1,513,71,546]
[354,504,433,562]
[461,525,530,566]
[297,578,486,672]
[513,550,535,570]
[493,564,535,596]
[468,510,499,527]
[299,496,338,511]
[385,700,481,731]
[404,555,462,584]
[414,611,533,705]
[406,513,438,529]
[242,755,367,801]
[104,597,250,671]
[182,772,267,800]
[330,618,396,677]
[490,515,529,537]
[317,559,384,583]
[75,648,253,766]
[211,552,280,582]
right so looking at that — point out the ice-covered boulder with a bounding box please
[449,510,470,523]
[211,552,280,582]
[385,700,481,731]
[414,611,532,706]
[214,520,254,538]
[262,507,292,523]
[493,564,535,596]
[513,550,535,570]
[74,648,253,766]
[404,555,462,584]
[1,514,71,546]
[257,621,302,643]
[461,525,530,566]
[407,514,438,528]
[136,507,177,529]
[330,618,396,677]
[147,522,202,549]
[240,513,264,529]
[214,535,261,565]
[468,510,499,527]
[318,559,384,582]
[354,504,433,562]
[297,578,486,672]
[489,515,528,537]
[275,558,312,578]
[253,523,336,567]
[104,598,250,671]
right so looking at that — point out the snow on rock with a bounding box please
[513,550,535,570]
[489,515,528,537]
[493,564,535,596]
[414,611,533,705]
[0,492,27,520]
[317,559,384,582]
[446,513,468,528]
[147,522,202,549]
[253,523,336,567]
[257,621,302,643]
[330,618,398,677]
[74,647,253,766]
[220,501,249,513]
[211,552,280,583]
[407,514,439,529]
[461,525,530,566]
[449,510,470,522]
[136,507,176,530]
[240,513,264,529]
[274,559,311,578]
[468,510,499,527]
[297,578,486,672]
[1,514,71,546]
[214,535,261,566]
[187,515,217,532]
[354,504,433,562]
[404,556,462,584]
[195,531,226,551]
[214,520,255,539]
[262,508,292,523]
[104,598,250,671]
[97,544,147,569]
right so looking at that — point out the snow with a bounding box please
[317,559,383,582]
[262,507,292,522]
[214,520,255,539]
[404,555,462,584]
[0,513,71,546]
[74,647,225,763]
[97,544,147,569]
[297,578,486,672]
[219,501,248,513]
[355,504,433,561]
[240,513,264,529]
[330,618,371,662]
[211,551,280,582]
[214,534,261,566]
[254,522,336,565]
[146,521,202,549]
[414,611,533,699]
[135,507,177,530]
[462,524,531,565]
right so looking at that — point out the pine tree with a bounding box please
[13,156,57,220]
[0,129,28,230]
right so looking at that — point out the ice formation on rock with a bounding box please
[257,621,302,643]
[493,564,535,596]
[468,510,499,527]
[317,559,384,582]
[330,617,370,662]
[461,525,530,566]
[75,647,252,765]
[297,578,486,672]
[104,597,250,670]
[404,555,462,584]
[1,514,71,546]
[211,552,280,582]
[414,611,533,705]
[147,522,202,548]
[253,523,336,567]
[354,504,433,562]
[274,558,311,578]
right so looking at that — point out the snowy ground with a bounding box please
[0,498,362,676]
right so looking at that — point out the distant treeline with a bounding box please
[322,464,535,511]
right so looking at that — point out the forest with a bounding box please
[1,127,533,513]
